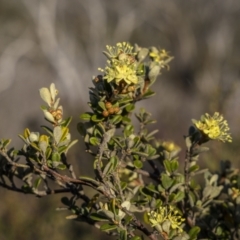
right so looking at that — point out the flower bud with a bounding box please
[108,108,115,115]
[105,102,112,109]
[102,110,109,117]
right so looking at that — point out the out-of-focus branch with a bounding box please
[0,30,34,93]
[22,0,84,102]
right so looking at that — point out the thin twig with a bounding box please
[0,150,30,168]
[0,181,71,195]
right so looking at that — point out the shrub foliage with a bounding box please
[0,42,239,240]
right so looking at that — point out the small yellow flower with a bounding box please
[149,48,173,70]
[147,205,184,233]
[192,112,232,143]
[230,187,240,200]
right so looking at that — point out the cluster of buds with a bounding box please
[102,101,120,118]
[19,128,49,153]
[39,83,63,125]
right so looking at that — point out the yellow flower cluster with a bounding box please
[192,112,232,143]
[147,205,184,233]
[99,42,141,86]
[99,60,138,85]
[149,48,173,70]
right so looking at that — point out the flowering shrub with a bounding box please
[0,42,239,240]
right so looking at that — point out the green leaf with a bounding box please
[174,191,185,203]
[130,237,141,240]
[161,174,174,190]
[57,164,66,170]
[162,219,170,234]
[80,112,93,121]
[133,159,143,169]
[131,151,148,157]
[53,98,60,109]
[53,126,62,145]
[122,116,131,125]
[142,89,155,99]
[39,87,51,106]
[111,137,124,148]
[157,184,165,193]
[103,161,113,176]
[49,83,57,101]
[89,137,100,146]
[192,146,209,156]
[41,126,53,136]
[145,184,159,194]
[144,119,157,125]
[30,142,41,151]
[99,210,114,220]
[52,152,61,162]
[110,115,122,125]
[188,191,196,207]
[24,128,31,138]
[188,226,200,239]
[211,186,223,199]
[91,114,104,123]
[147,154,160,160]
[119,230,128,240]
[18,134,28,144]
[79,176,99,186]
[163,160,172,173]
[110,156,119,171]
[89,213,109,222]
[171,160,179,172]
[146,129,158,138]
[100,223,118,232]
[189,164,199,173]
[124,124,134,138]
[2,139,11,148]
[61,116,72,127]
[59,127,69,142]
[58,145,68,154]
[125,103,135,112]
[131,136,140,148]
[45,147,52,159]
[65,139,78,154]
[145,144,157,157]
[98,101,106,110]
[168,193,176,202]
[169,183,184,194]
[118,97,133,104]
[94,128,102,138]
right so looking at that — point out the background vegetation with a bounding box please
[0,0,239,239]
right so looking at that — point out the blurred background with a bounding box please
[0,0,239,239]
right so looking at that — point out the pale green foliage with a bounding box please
[0,42,239,240]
